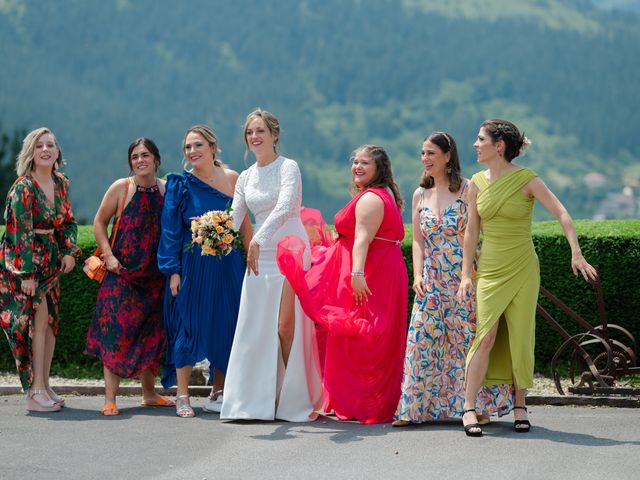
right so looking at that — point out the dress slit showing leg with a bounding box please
[466,290,512,388]
[276,279,296,368]
[275,279,290,410]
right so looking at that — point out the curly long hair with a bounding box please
[350,144,404,210]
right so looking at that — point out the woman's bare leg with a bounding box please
[176,365,193,397]
[278,280,295,367]
[104,366,121,405]
[212,367,225,394]
[30,295,49,391]
[512,377,529,428]
[43,308,56,388]
[462,320,500,433]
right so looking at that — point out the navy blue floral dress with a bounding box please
[85,182,165,378]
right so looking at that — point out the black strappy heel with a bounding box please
[513,406,531,433]
[462,409,483,437]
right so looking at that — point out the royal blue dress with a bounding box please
[157,172,245,388]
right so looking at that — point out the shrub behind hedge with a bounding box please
[1,220,638,378]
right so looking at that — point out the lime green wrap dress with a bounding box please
[466,168,539,389]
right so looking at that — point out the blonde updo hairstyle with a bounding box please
[183,124,222,169]
[242,108,280,160]
[16,127,64,177]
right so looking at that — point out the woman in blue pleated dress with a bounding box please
[158,125,250,418]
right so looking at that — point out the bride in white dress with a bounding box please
[220,109,323,422]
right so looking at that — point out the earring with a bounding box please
[446,164,452,174]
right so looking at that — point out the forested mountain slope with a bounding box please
[1,0,638,221]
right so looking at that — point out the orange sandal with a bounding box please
[100,402,120,416]
[141,395,176,407]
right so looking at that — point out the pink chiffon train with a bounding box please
[278,189,408,424]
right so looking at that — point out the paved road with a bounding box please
[1,394,638,480]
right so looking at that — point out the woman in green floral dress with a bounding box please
[0,127,81,412]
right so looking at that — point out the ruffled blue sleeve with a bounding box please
[158,173,186,276]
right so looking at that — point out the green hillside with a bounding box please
[1,0,639,222]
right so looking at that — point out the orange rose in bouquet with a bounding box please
[187,208,242,257]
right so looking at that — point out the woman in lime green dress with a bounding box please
[458,119,597,436]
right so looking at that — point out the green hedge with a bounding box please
[1,220,639,378]
[0,227,103,377]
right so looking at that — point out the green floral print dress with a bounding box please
[0,172,81,390]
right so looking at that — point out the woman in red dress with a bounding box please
[278,145,408,424]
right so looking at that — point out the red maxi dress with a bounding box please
[278,188,408,424]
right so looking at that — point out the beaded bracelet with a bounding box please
[350,271,364,277]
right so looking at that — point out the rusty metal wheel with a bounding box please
[551,332,613,395]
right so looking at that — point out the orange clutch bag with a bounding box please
[83,255,107,283]
[82,179,129,283]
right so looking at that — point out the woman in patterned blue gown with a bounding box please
[158,125,249,418]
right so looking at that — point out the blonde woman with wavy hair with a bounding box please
[15,127,64,176]
[0,127,81,412]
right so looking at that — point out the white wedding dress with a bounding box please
[220,156,323,421]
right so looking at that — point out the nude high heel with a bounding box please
[46,386,66,407]
[26,389,62,412]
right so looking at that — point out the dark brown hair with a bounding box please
[127,138,161,172]
[419,131,462,192]
[480,119,526,162]
[350,145,404,210]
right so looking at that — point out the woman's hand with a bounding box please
[170,273,181,297]
[457,276,474,302]
[413,276,426,300]
[351,275,372,305]
[571,252,598,282]
[247,240,260,275]
[20,278,38,296]
[60,255,76,274]
[104,252,122,274]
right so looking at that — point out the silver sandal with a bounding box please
[175,395,195,418]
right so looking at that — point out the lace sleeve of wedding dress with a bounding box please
[231,169,249,233]
[253,159,302,246]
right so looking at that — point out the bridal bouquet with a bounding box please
[188,208,241,257]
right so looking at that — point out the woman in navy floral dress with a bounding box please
[85,138,172,416]
[0,127,81,412]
